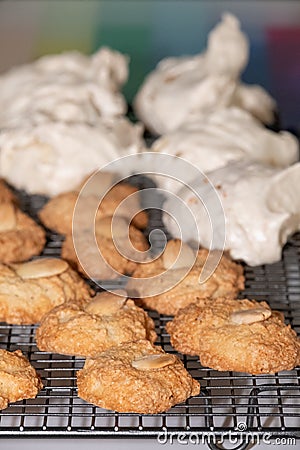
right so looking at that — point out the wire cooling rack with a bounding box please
[0,183,299,450]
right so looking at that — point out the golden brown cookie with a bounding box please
[77,339,200,413]
[39,182,148,235]
[39,191,77,235]
[98,183,148,230]
[61,216,149,279]
[36,291,157,357]
[0,179,18,205]
[0,258,93,324]
[130,239,244,315]
[0,203,46,263]
[0,349,42,410]
[166,297,300,374]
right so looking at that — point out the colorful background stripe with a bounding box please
[0,0,299,128]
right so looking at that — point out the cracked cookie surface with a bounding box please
[0,204,46,263]
[0,258,93,324]
[0,349,43,410]
[39,182,148,235]
[131,240,244,315]
[166,297,300,374]
[36,291,157,357]
[77,339,200,413]
[61,216,149,279]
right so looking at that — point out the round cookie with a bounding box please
[36,291,157,357]
[39,191,78,235]
[0,349,42,410]
[77,340,200,413]
[0,179,18,205]
[61,216,149,279]
[0,258,93,324]
[94,182,148,230]
[166,297,300,374]
[0,203,46,263]
[131,239,244,315]
[39,182,148,235]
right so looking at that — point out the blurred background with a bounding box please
[0,0,299,128]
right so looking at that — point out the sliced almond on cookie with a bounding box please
[0,204,17,232]
[162,239,195,270]
[132,354,175,370]
[230,307,272,325]
[96,216,128,239]
[16,258,69,279]
[77,171,117,196]
[84,290,127,315]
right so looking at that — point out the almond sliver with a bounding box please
[84,290,127,315]
[162,239,195,270]
[16,258,69,279]
[77,171,117,196]
[132,354,175,370]
[230,307,272,325]
[0,204,17,232]
[96,216,128,239]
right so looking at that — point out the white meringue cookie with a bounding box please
[151,108,299,192]
[0,47,128,129]
[204,13,249,76]
[0,119,144,197]
[163,161,300,266]
[134,14,275,135]
[231,84,277,125]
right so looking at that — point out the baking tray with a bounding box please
[0,180,299,450]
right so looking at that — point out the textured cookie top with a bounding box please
[0,258,93,324]
[95,183,148,230]
[0,349,43,410]
[84,340,177,370]
[131,239,244,315]
[0,204,46,263]
[77,340,200,413]
[62,217,149,279]
[167,297,300,374]
[36,291,157,357]
[39,182,148,235]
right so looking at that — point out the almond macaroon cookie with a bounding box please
[130,239,244,315]
[36,291,157,357]
[77,339,200,413]
[0,258,93,324]
[166,297,300,374]
[61,216,149,280]
[0,349,42,410]
[0,203,46,263]
[39,181,148,235]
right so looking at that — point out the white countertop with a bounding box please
[1,439,298,450]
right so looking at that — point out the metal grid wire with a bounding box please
[0,184,299,448]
